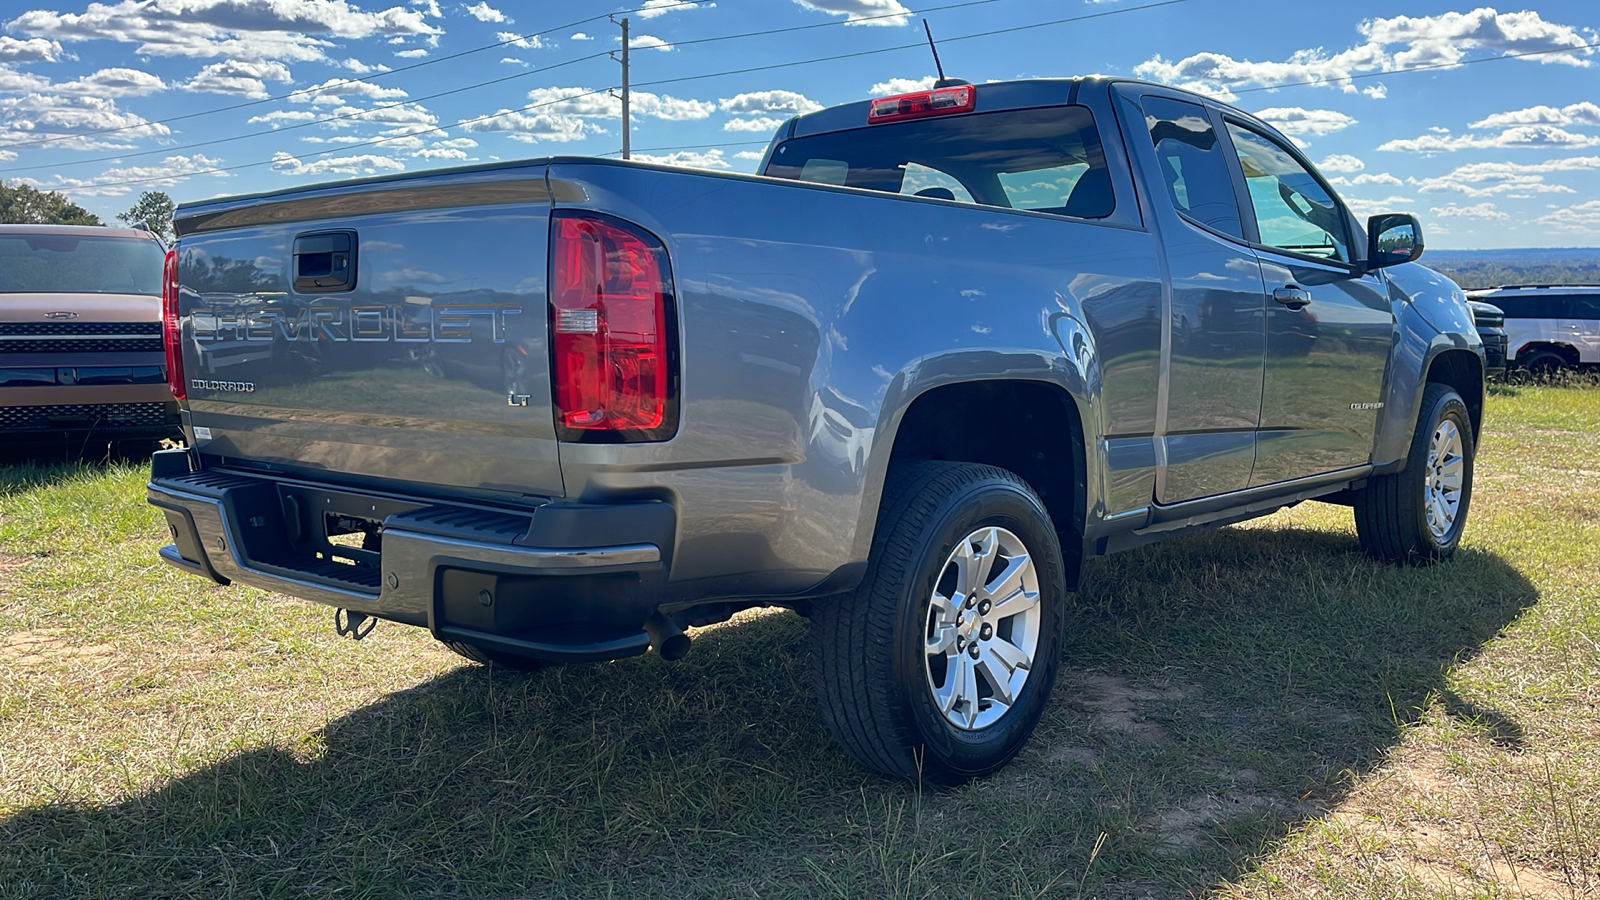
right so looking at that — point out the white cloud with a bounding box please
[1430,202,1509,220]
[519,86,715,121]
[461,110,593,143]
[183,60,293,98]
[247,109,320,126]
[1253,107,1357,137]
[571,32,594,41]
[433,136,477,148]
[1362,83,1388,99]
[1341,194,1415,218]
[1331,172,1404,186]
[1470,102,1600,129]
[1380,125,1600,152]
[720,90,823,116]
[10,0,442,63]
[500,57,527,66]
[271,150,406,176]
[411,0,442,16]
[733,150,765,160]
[869,75,934,96]
[342,58,390,74]
[1409,156,1600,197]
[634,148,732,170]
[395,48,429,58]
[1133,8,1594,97]
[1538,200,1600,233]
[465,2,508,23]
[629,34,672,52]
[1318,153,1365,173]
[639,0,714,18]
[793,0,910,26]
[0,76,171,151]
[0,36,63,62]
[19,153,227,197]
[292,77,406,106]
[414,146,469,159]
[497,31,542,50]
[723,116,784,132]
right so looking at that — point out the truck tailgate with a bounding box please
[173,169,563,498]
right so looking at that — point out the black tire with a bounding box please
[1517,350,1567,380]
[1354,383,1474,563]
[440,639,551,672]
[811,461,1068,783]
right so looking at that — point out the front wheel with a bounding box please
[810,461,1068,783]
[1354,383,1474,563]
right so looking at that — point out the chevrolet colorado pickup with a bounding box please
[148,77,1484,782]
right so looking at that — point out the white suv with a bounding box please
[1466,285,1600,375]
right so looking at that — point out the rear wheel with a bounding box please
[440,639,551,672]
[810,461,1068,783]
[1517,350,1568,380]
[1354,383,1474,563]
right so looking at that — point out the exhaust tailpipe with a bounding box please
[645,611,691,661]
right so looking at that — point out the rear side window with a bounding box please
[1495,295,1568,318]
[1140,96,1244,240]
[765,105,1115,219]
[0,234,164,295]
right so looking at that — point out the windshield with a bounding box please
[0,234,164,295]
[764,105,1115,219]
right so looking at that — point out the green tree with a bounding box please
[115,190,176,243]
[0,179,102,226]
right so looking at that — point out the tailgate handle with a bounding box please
[293,230,357,293]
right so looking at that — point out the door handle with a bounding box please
[1273,285,1310,309]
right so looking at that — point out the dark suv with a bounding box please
[0,225,180,452]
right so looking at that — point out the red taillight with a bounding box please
[866,85,976,123]
[162,248,184,401]
[550,212,675,441]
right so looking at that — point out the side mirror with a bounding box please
[1366,213,1424,270]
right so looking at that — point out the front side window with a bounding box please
[1225,122,1351,263]
[1140,96,1244,239]
[765,105,1114,219]
[0,234,164,295]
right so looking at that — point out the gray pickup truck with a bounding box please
[148,77,1483,782]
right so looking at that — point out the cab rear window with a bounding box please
[0,234,164,295]
[765,105,1114,219]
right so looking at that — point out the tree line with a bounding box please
[0,180,175,243]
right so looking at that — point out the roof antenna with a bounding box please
[923,20,970,89]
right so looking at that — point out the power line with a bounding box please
[3,51,613,174]
[0,0,706,152]
[5,0,1022,174]
[13,0,1207,192]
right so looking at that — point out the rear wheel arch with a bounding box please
[870,379,1088,582]
[1515,341,1580,368]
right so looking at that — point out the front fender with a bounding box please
[1371,263,1483,470]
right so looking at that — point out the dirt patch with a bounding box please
[1069,672,1195,744]
[1144,790,1312,855]
[0,629,115,666]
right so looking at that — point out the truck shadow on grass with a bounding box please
[0,524,1537,899]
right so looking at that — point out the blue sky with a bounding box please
[1,0,1596,248]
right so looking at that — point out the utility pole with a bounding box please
[620,17,631,160]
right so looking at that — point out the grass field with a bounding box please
[1,385,1596,899]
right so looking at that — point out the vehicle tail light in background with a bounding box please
[162,248,185,401]
[867,85,975,124]
[549,212,676,441]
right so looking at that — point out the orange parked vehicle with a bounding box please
[0,224,180,453]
